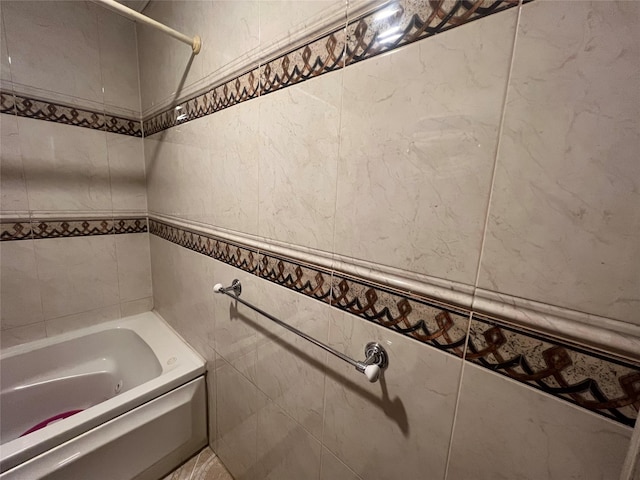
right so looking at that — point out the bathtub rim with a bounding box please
[0,310,206,473]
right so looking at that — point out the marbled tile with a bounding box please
[260,28,345,95]
[113,217,148,235]
[149,234,182,329]
[447,362,632,480]
[320,447,362,480]
[120,297,153,317]
[2,0,104,104]
[0,239,44,328]
[0,220,31,241]
[208,98,259,235]
[477,0,640,324]
[0,7,11,84]
[331,274,469,356]
[107,133,147,212]
[252,400,322,479]
[31,218,113,239]
[345,0,518,65]
[259,0,343,48]
[34,235,119,320]
[44,304,120,337]
[214,356,267,480]
[252,279,330,439]
[0,322,46,349]
[334,7,518,285]
[257,71,342,252]
[96,7,141,115]
[323,308,463,480]
[209,68,260,114]
[115,233,152,303]
[258,252,332,303]
[1,113,28,211]
[13,94,106,130]
[466,316,640,426]
[18,117,112,211]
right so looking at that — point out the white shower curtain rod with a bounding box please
[91,0,201,54]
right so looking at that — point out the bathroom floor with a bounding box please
[163,447,234,480]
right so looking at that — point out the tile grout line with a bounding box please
[469,0,523,302]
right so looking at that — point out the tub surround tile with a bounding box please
[115,233,153,303]
[334,6,518,285]
[0,10,11,84]
[105,129,147,212]
[120,297,153,317]
[477,0,640,324]
[17,117,113,212]
[0,322,46,349]
[322,308,463,480]
[447,362,633,480]
[345,0,519,65]
[0,239,44,328]
[44,304,121,337]
[257,73,342,252]
[466,316,640,426]
[34,235,120,320]
[2,1,104,106]
[208,99,259,236]
[96,7,141,116]
[0,114,28,212]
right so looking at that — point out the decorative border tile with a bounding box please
[114,217,148,235]
[143,68,260,137]
[260,29,345,95]
[0,220,31,241]
[148,215,640,426]
[345,0,519,66]
[258,252,332,304]
[467,316,640,426]
[31,218,114,239]
[0,90,142,137]
[331,273,470,357]
[0,216,148,241]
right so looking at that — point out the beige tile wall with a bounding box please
[0,1,151,346]
[141,0,639,478]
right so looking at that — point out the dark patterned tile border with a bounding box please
[32,218,113,239]
[114,217,148,234]
[1,90,16,114]
[260,29,346,95]
[466,316,640,426]
[258,252,332,304]
[0,220,32,241]
[0,90,142,137]
[143,68,260,137]
[345,0,519,66]
[149,215,639,426]
[331,273,469,357]
[0,216,148,241]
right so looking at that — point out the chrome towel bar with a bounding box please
[213,280,389,382]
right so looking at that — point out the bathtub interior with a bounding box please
[0,328,162,445]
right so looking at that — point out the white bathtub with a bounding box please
[0,311,207,479]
